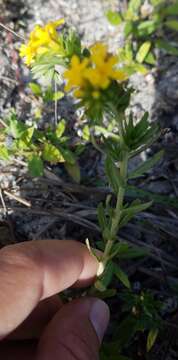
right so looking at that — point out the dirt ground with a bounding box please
[0,0,178,359]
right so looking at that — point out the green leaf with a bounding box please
[60,148,76,164]
[21,127,35,145]
[105,156,124,194]
[0,145,10,161]
[95,262,114,291]
[128,0,141,14]
[28,155,44,177]
[82,125,90,141]
[127,62,148,74]
[55,119,66,138]
[129,150,164,179]
[125,42,133,62]
[144,51,156,65]
[43,87,54,102]
[29,82,42,96]
[147,328,159,352]
[124,21,134,37]
[136,41,152,64]
[151,0,164,5]
[52,91,64,101]
[165,20,178,32]
[120,201,152,228]
[106,10,122,26]
[118,246,149,259]
[116,315,137,349]
[100,342,132,360]
[65,161,81,183]
[42,143,64,164]
[9,118,26,139]
[97,203,107,233]
[137,20,158,37]
[127,184,178,209]
[97,289,117,299]
[63,29,82,58]
[164,3,178,15]
[156,39,178,55]
[114,264,131,289]
[31,54,65,84]
[111,242,149,259]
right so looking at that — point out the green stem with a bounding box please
[90,132,105,155]
[102,122,128,268]
[54,78,58,129]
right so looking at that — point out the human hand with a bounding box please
[0,240,109,359]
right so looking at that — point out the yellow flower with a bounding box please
[90,43,108,67]
[64,41,128,99]
[19,18,65,66]
[84,42,128,89]
[64,55,89,91]
[20,44,36,66]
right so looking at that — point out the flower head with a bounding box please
[64,55,89,91]
[64,42,128,98]
[84,43,127,89]
[19,19,65,66]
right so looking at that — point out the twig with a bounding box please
[54,79,58,128]
[0,75,18,85]
[0,118,8,128]
[33,218,57,240]
[0,188,7,216]
[0,205,100,232]
[13,158,27,167]
[0,22,25,41]
[3,190,31,207]
[0,188,16,243]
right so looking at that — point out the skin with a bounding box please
[0,239,109,359]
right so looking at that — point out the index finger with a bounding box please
[0,240,98,339]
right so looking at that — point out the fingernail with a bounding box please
[89,299,110,343]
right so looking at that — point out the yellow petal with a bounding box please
[71,55,80,67]
[113,70,128,81]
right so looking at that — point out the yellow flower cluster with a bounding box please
[64,43,127,98]
[20,19,65,66]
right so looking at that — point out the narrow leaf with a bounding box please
[55,119,66,138]
[29,82,42,96]
[136,41,152,63]
[42,143,64,164]
[165,20,178,32]
[9,118,26,139]
[147,328,159,352]
[156,39,178,56]
[106,10,122,26]
[28,155,44,177]
[95,262,114,291]
[105,156,124,193]
[119,201,152,228]
[97,203,107,233]
[124,21,134,37]
[52,91,64,101]
[144,51,156,65]
[128,0,141,14]
[129,150,164,179]
[114,264,131,289]
[65,161,81,183]
[164,3,178,15]
[137,20,158,37]
[0,146,9,161]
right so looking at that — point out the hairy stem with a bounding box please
[102,121,128,268]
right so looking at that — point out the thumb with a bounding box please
[36,298,110,360]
